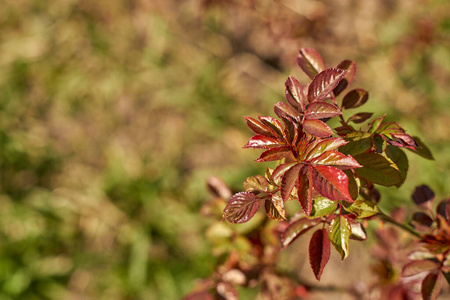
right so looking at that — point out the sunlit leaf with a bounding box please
[308,68,346,102]
[256,146,291,162]
[272,162,297,181]
[281,163,302,202]
[244,134,285,149]
[341,89,368,109]
[310,197,338,218]
[258,116,284,139]
[298,164,313,215]
[347,112,373,124]
[353,152,403,187]
[412,185,435,207]
[244,117,276,138]
[333,60,357,96]
[309,151,362,170]
[274,101,300,122]
[312,165,353,202]
[309,229,331,280]
[376,122,404,135]
[421,272,442,300]
[305,137,348,160]
[305,102,342,120]
[327,215,351,260]
[281,217,321,248]
[343,199,379,218]
[303,119,333,138]
[339,131,372,156]
[222,192,262,223]
[244,175,268,192]
[265,196,286,221]
[368,115,386,133]
[385,146,408,183]
[285,76,306,113]
[349,222,367,241]
[297,48,325,79]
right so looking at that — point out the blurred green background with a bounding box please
[0,0,449,299]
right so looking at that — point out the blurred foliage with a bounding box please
[0,0,449,299]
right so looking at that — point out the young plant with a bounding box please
[186,48,449,300]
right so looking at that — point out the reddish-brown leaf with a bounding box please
[244,116,276,138]
[256,146,291,162]
[281,163,302,202]
[305,137,348,160]
[244,134,285,149]
[307,68,346,103]
[402,260,440,277]
[272,162,298,181]
[222,192,262,223]
[411,212,434,231]
[333,60,357,96]
[265,196,286,221]
[309,228,331,280]
[297,48,326,79]
[285,76,306,113]
[258,116,284,139]
[281,217,321,248]
[412,185,435,208]
[216,282,238,300]
[274,101,300,122]
[303,119,333,138]
[309,151,362,170]
[311,165,353,202]
[341,89,369,109]
[347,112,373,124]
[298,164,314,215]
[421,272,443,300]
[305,102,342,120]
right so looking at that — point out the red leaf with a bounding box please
[285,76,306,113]
[222,192,262,223]
[347,112,373,124]
[258,116,284,139]
[297,48,325,79]
[308,151,362,170]
[272,162,298,181]
[402,260,440,277]
[309,228,331,280]
[311,165,352,202]
[341,89,369,109]
[274,101,300,122]
[305,102,342,120]
[305,137,348,160]
[333,60,357,96]
[256,146,291,162]
[298,164,314,215]
[244,117,276,138]
[281,217,320,248]
[244,135,285,149]
[303,119,333,138]
[281,163,302,202]
[307,68,346,103]
[421,272,443,300]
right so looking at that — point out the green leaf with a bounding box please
[222,192,262,223]
[309,229,331,280]
[303,119,333,138]
[372,134,387,153]
[297,48,325,79]
[344,170,359,200]
[244,175,268,192]
[341,89,368,109]
[305,102,342,120]
[408,136,434,160]
[308,68,346,102]
[342,199,379,218]
[353,152,403,187]
[265,196,286,221]
[385,145,408,183]
[368,115,386,133]
[281,217,321,248]
[310,197,338,218]
[327,215,351,260]
[339,131,372,156]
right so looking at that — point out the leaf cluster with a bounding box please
[222,48,435,282]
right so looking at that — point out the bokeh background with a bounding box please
[0,0,449,299]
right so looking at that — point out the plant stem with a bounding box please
[378,210,421,238]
